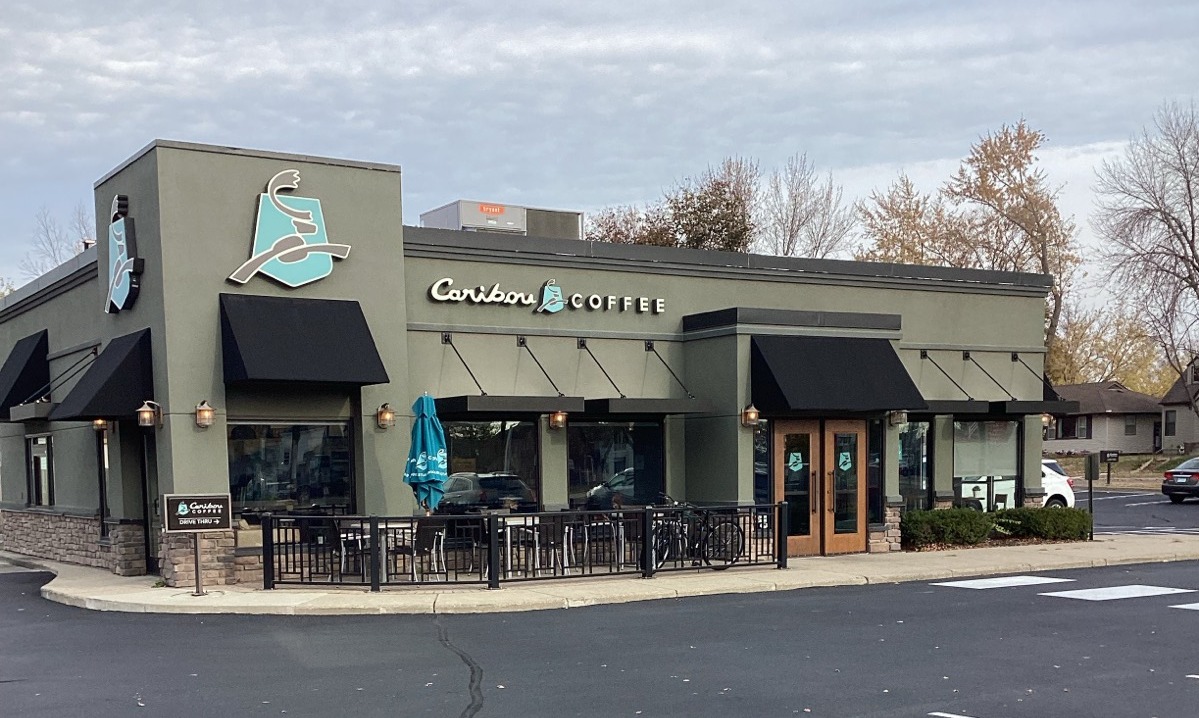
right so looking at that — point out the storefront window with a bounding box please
[898,421,932,511]
[442,421,539,513]
[753,421,771,505]
[26,435,53,507]
[867,419,883,524]
[228,424,352,520]
[567,421,663,509]
[953,420,1019,511]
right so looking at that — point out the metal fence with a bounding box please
[262,503,789,590]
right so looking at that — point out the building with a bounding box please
[1161,363,1199,453]
[0,141,1073,585]
[1044,381,1162,455]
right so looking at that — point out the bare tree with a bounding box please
[585,203,674,246]
[757,153,855,258]
[668,156,759,253]
[19,203,91,280]
[1098,101,1199,411]
[857,122,1080,371]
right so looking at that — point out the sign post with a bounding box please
[162,493,232,597]
[1084,453,1100,541]
[1099,450,1120,486]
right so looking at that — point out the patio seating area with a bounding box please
[261,503,785,590]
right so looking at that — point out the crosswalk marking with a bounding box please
[928,712,977,718]
[1040,585,1196,601]
[1169,603,1199,612]
[1095,527,1199,536]
[932,575,1074,589]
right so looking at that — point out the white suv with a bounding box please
[1041,459,1075,508]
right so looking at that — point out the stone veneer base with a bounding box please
[0,509,145,576]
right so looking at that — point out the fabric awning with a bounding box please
[49,329,152,421]
[0,330,49,417]
[583,398,712,415]
[220,294,388,385]
[751,335,927,413]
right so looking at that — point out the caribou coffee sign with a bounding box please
[429,277,666,315]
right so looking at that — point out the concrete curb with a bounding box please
[7,534,1199,616]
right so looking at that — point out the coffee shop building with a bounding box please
[0,141,1071,584]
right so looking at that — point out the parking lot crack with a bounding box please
[435,615,485,718]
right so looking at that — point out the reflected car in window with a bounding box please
[585,468,637,509]
[440,472,538,512]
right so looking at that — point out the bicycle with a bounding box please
[650,494,745,570]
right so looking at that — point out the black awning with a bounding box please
[49,329,152,421]
[584,398,712,415]
[220,294,388,385]
[921,400,993,415]
[751,335,927,413]
[436,395,585,415]
[989,400,1080,416]
[0,330,49,416]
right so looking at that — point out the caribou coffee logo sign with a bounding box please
[105,195,144,313]
[429,277,666,315]
[228,169,351,287]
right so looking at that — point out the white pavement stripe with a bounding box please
[929,712,977,718]
[1169,604,1199,612]
[1040,585,1196,601]
[1187,675,1199,679]
[1084,493,1158,501]
[1123,501,1172,507]
[933,575,1075,589]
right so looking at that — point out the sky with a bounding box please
[1,0,1195,293]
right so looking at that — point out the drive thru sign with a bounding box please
[162,493,231,596]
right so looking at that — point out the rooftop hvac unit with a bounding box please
[420,201,527,234]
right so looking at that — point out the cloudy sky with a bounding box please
[1,0,1195,291]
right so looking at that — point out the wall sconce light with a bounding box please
[136,400,162,428]
[888,409,909,427]
[194,400,216,428]
[92,418,107,433]
[548,410,568,430]
[376,403,397,429]
[741,403,760,427]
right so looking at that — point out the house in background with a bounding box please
[1160,364,1199,453]
[1044,381,1162,455]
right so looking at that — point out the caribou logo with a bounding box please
[228,169,350,287]
[105,195,143,313]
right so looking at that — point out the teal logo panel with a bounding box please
[228,170,351,288]
[105,194,143,313]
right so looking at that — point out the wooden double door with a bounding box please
[773,420,867,556]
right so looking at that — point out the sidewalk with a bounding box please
[6,533,1199,616]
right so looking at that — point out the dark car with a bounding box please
[584,468,637,509]
[440,472,537,512]
[1163,458,1199,503]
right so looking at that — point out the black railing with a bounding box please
[262,503,788,590]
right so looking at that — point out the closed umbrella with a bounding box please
[403,395,449,512]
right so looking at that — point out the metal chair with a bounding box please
[389,521,446,582]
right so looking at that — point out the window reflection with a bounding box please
[228,424,352,521]
[953,420,1019,511]
[898,421,931,510]
[442,421,539,513]
[567,422,663,509]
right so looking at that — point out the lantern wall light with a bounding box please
[195,400,216,428]
[376,403,397,429]
[741,403,760,427]
[136,400,162,428]
[548,410,568,430]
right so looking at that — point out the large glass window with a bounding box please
[1056,415,1089,439]
[953,420,1019,511]
[26,435,53,507]
[898,421,932,511]
[1166,410,1177,437]
[867,419,884,524]
[753,421,770,505]
[228,423,352,520]
[567,421,663,509]
[442,421,539,513]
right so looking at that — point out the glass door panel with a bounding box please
[832,433,858,534]
[783,432,811,537]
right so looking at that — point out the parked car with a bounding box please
[1161,458,1199,504]
[1040,459,1075,508]
[585,468,636,509]
[440,472,537,512]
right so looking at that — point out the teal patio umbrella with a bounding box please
[403,395,449,512]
